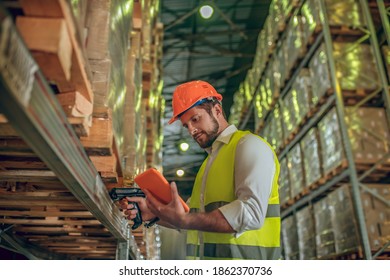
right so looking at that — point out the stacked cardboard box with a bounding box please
[314,197,336,258]
[296,206,317,259]
[281,214,299,259]
[287,143,305,198]
[301,127,322,187]
[317,107,345,175]
[328,185,360,254]
[278,157,290,205]
[327,184,390,254]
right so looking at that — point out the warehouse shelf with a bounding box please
[237,0,390,260]
[0,0,170,260]
[0,6,135,259]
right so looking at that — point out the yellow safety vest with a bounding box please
[186,130,281,260]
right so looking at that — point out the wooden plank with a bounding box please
[19,0,63,17]
[0,200,82,207]
[32,241,115,247]
[67,116,90,137]
[56,91,93,117]
[0,210,93,218]
[0,138,34,157]
[89,155,117,173]
[0,170,59,182]
[0,114,18,138]
[0,157,47,170]
[80,117,113,155]
[16,16,72,83]
[0,218,101,226]
[20,0,94,103]
[27,236,116,242]
[13,226,111,234]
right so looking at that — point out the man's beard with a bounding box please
[194,115,220,149]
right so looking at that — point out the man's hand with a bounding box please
[143,181,188,228]
[119,196,156,222]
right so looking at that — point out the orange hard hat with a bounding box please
[168,80,223,124]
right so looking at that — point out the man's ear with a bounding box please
[214,103,223,116]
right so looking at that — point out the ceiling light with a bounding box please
[179,142,189,152]
[199,5,214,19]
[176,169,185,177]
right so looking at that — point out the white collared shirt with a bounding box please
[203,124,277,237]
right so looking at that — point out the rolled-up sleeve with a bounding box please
[219,134,276,236]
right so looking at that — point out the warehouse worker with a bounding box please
[123,80,281,260]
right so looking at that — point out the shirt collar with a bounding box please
[204,124,238,154]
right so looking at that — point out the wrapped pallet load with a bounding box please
[284,15,305,76]
[318,107,345,175]
[300,127,322,187]
[324,0,365,28]
[327,184,390,255]
[282,88,299,140]
[328,185,360,255]
[287,143,305,198]
[278,157,291,206]
[314,197,336,258]
[293,68,312,124]
[281,215,299,259]
[333,43,380,92]
[309,44,332,105]
[345,107,390,164]
[301,0,321,47]
[296,206,317,259]
[360,184,390,251]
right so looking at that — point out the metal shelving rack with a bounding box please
[0,5,137,260]
[238,0,390,260]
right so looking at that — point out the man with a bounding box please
[123,80,281,260]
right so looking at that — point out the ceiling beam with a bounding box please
[164,6,199,31]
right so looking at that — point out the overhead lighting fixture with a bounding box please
[199,5,214,19]
[176,169,185,177]
[179,142,190,152]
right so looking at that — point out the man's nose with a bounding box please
[188,124,198,135]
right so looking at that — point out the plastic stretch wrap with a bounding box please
[314,197,336,258]
[361,184,390,251]
[284,15,305,75]
[301,127,322,186]
[282,89,299,140]
[328,185,360,254]
[123,30,145,177]
[301,0,321,47]
[309,44,332,104]
[107,0,133,162]
[345,107,390,164]
[296,206,316,259]
[254,87,263,130]
[269,1,286,37]
[318,107,345,174]
[324,0,366,28]
[333,43,380,91]
[261,62,277,112]
[269,105,283,151]
[287,143,305,198]
[293,68,312,123]
[278,157,290,205]
[281,215,299,260]
[273,41,288,91]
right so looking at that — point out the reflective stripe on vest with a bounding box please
[186,130,281,260]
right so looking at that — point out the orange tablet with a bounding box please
[134,168,189,212]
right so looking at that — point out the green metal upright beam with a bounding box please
[318,0,372,259]
[376,0,390,46]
